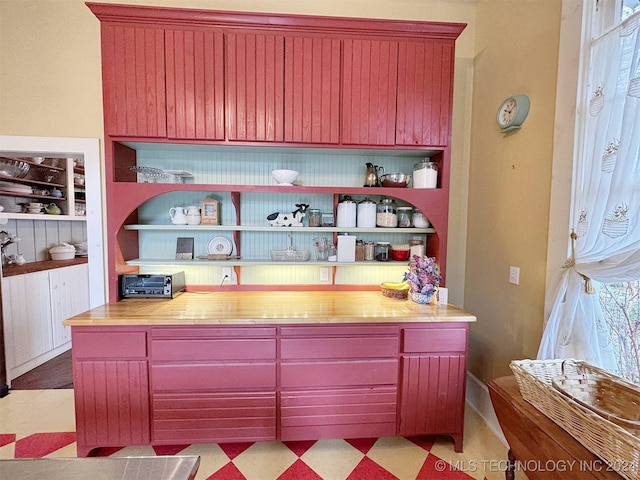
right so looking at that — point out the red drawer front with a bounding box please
[151,363,276,391]
[280,325,397,337]
[401,327,467,353]
[281,336,398,360]
[152,338,276,361]
[152,327,276,339]
[73,331,147,359]
[280,359,398,388]
[153,391,276,442]
[280,386,397,441]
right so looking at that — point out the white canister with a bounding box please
[336,195,357,228]
[413,161,438,188]
[356,197,377,228]
[336,234,356,262]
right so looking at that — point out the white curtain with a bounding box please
[538,13,640,373]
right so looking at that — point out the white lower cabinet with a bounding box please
[2,264,89,381]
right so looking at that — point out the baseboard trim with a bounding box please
[465,370,507,445]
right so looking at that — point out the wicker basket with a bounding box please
[380,283,409,300]
[510,359,640,480]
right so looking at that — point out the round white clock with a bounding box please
[496,94,530,132]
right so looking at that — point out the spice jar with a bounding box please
[397,207,413,228]
[413,161,438,188]
[355,240,365,261]
[376,197,397,227]
[364,241,375,260]
[375,241,391,261]
[308,208,322,227]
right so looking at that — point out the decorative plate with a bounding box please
[208,236,232,255]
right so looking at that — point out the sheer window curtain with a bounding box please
[537,12,640,375]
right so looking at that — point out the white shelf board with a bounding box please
[123,224,434,234]
[125,258,410,267]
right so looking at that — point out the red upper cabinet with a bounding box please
[226,31,285,142]
[341,39,398,146]
[284,36,341,144]
[396,40,455,147]
[100,23,167,138]
[165,28,225,141]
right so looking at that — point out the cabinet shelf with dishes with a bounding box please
[109,143,447,294]
[0,156,86,221]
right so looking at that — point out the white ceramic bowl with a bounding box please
[272,169,299,186]
[50,244,76,260]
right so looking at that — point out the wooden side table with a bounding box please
[488,376,624,480]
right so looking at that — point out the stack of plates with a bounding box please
[0,181,32,194]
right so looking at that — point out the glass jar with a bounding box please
[397,207,413,227]
[308,208,322,227]
[364,241,375,261]
[413,161,438,188]
[376,197,397,227]
[409,239,425,258]
[412,209,430,228]
[355,240,365,261]
[375,241,391,261]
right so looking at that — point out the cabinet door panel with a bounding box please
[281,386,396,440]
[396,41,454,147]
[101,23,166,137]
[166,28,225,140]
[342,39,398,146]
[153,338,276,361]
[281,336,397,359]
[401,326,467,353]
[153,391,276,442]
[226,32,284,142]
[284,36,341,144]
[2,272,52,370]
[49,264,90,348]
[74,360,150,456]
[399,354,465,436]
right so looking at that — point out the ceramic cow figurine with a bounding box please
[267,203,309,227]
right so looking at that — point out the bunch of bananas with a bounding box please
[381,281,409,290]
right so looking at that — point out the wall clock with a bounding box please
[496,94,530,133]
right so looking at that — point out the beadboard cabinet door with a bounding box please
[341,38,398,146]
[284,35,341,144]
[165,27,225,140]
[226,31,285,142]
[2,271,53,374]
[396,40,455,147]
[49,264,90,348]
[100,23,166,138]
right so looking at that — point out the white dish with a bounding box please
[208,236,232,255]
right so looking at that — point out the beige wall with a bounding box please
[0,0,566,385]
[465,0,562,382]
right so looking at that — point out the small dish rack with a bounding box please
[510,359,640,480]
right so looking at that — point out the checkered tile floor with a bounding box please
[0,390,509,480]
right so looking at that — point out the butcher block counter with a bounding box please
[63,291,476,326]
[65,291,475,457]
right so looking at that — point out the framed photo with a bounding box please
[176,237,194,260]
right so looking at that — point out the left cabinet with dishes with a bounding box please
[0,156,86,219]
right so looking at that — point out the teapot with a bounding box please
[364,162,384,187]
[169,207,188,225]
[45,203,61,215]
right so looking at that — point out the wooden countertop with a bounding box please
[63,291,477,326]
[2,257,88,277]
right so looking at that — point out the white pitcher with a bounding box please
[169,207,188,225]
[186,205,201,225]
